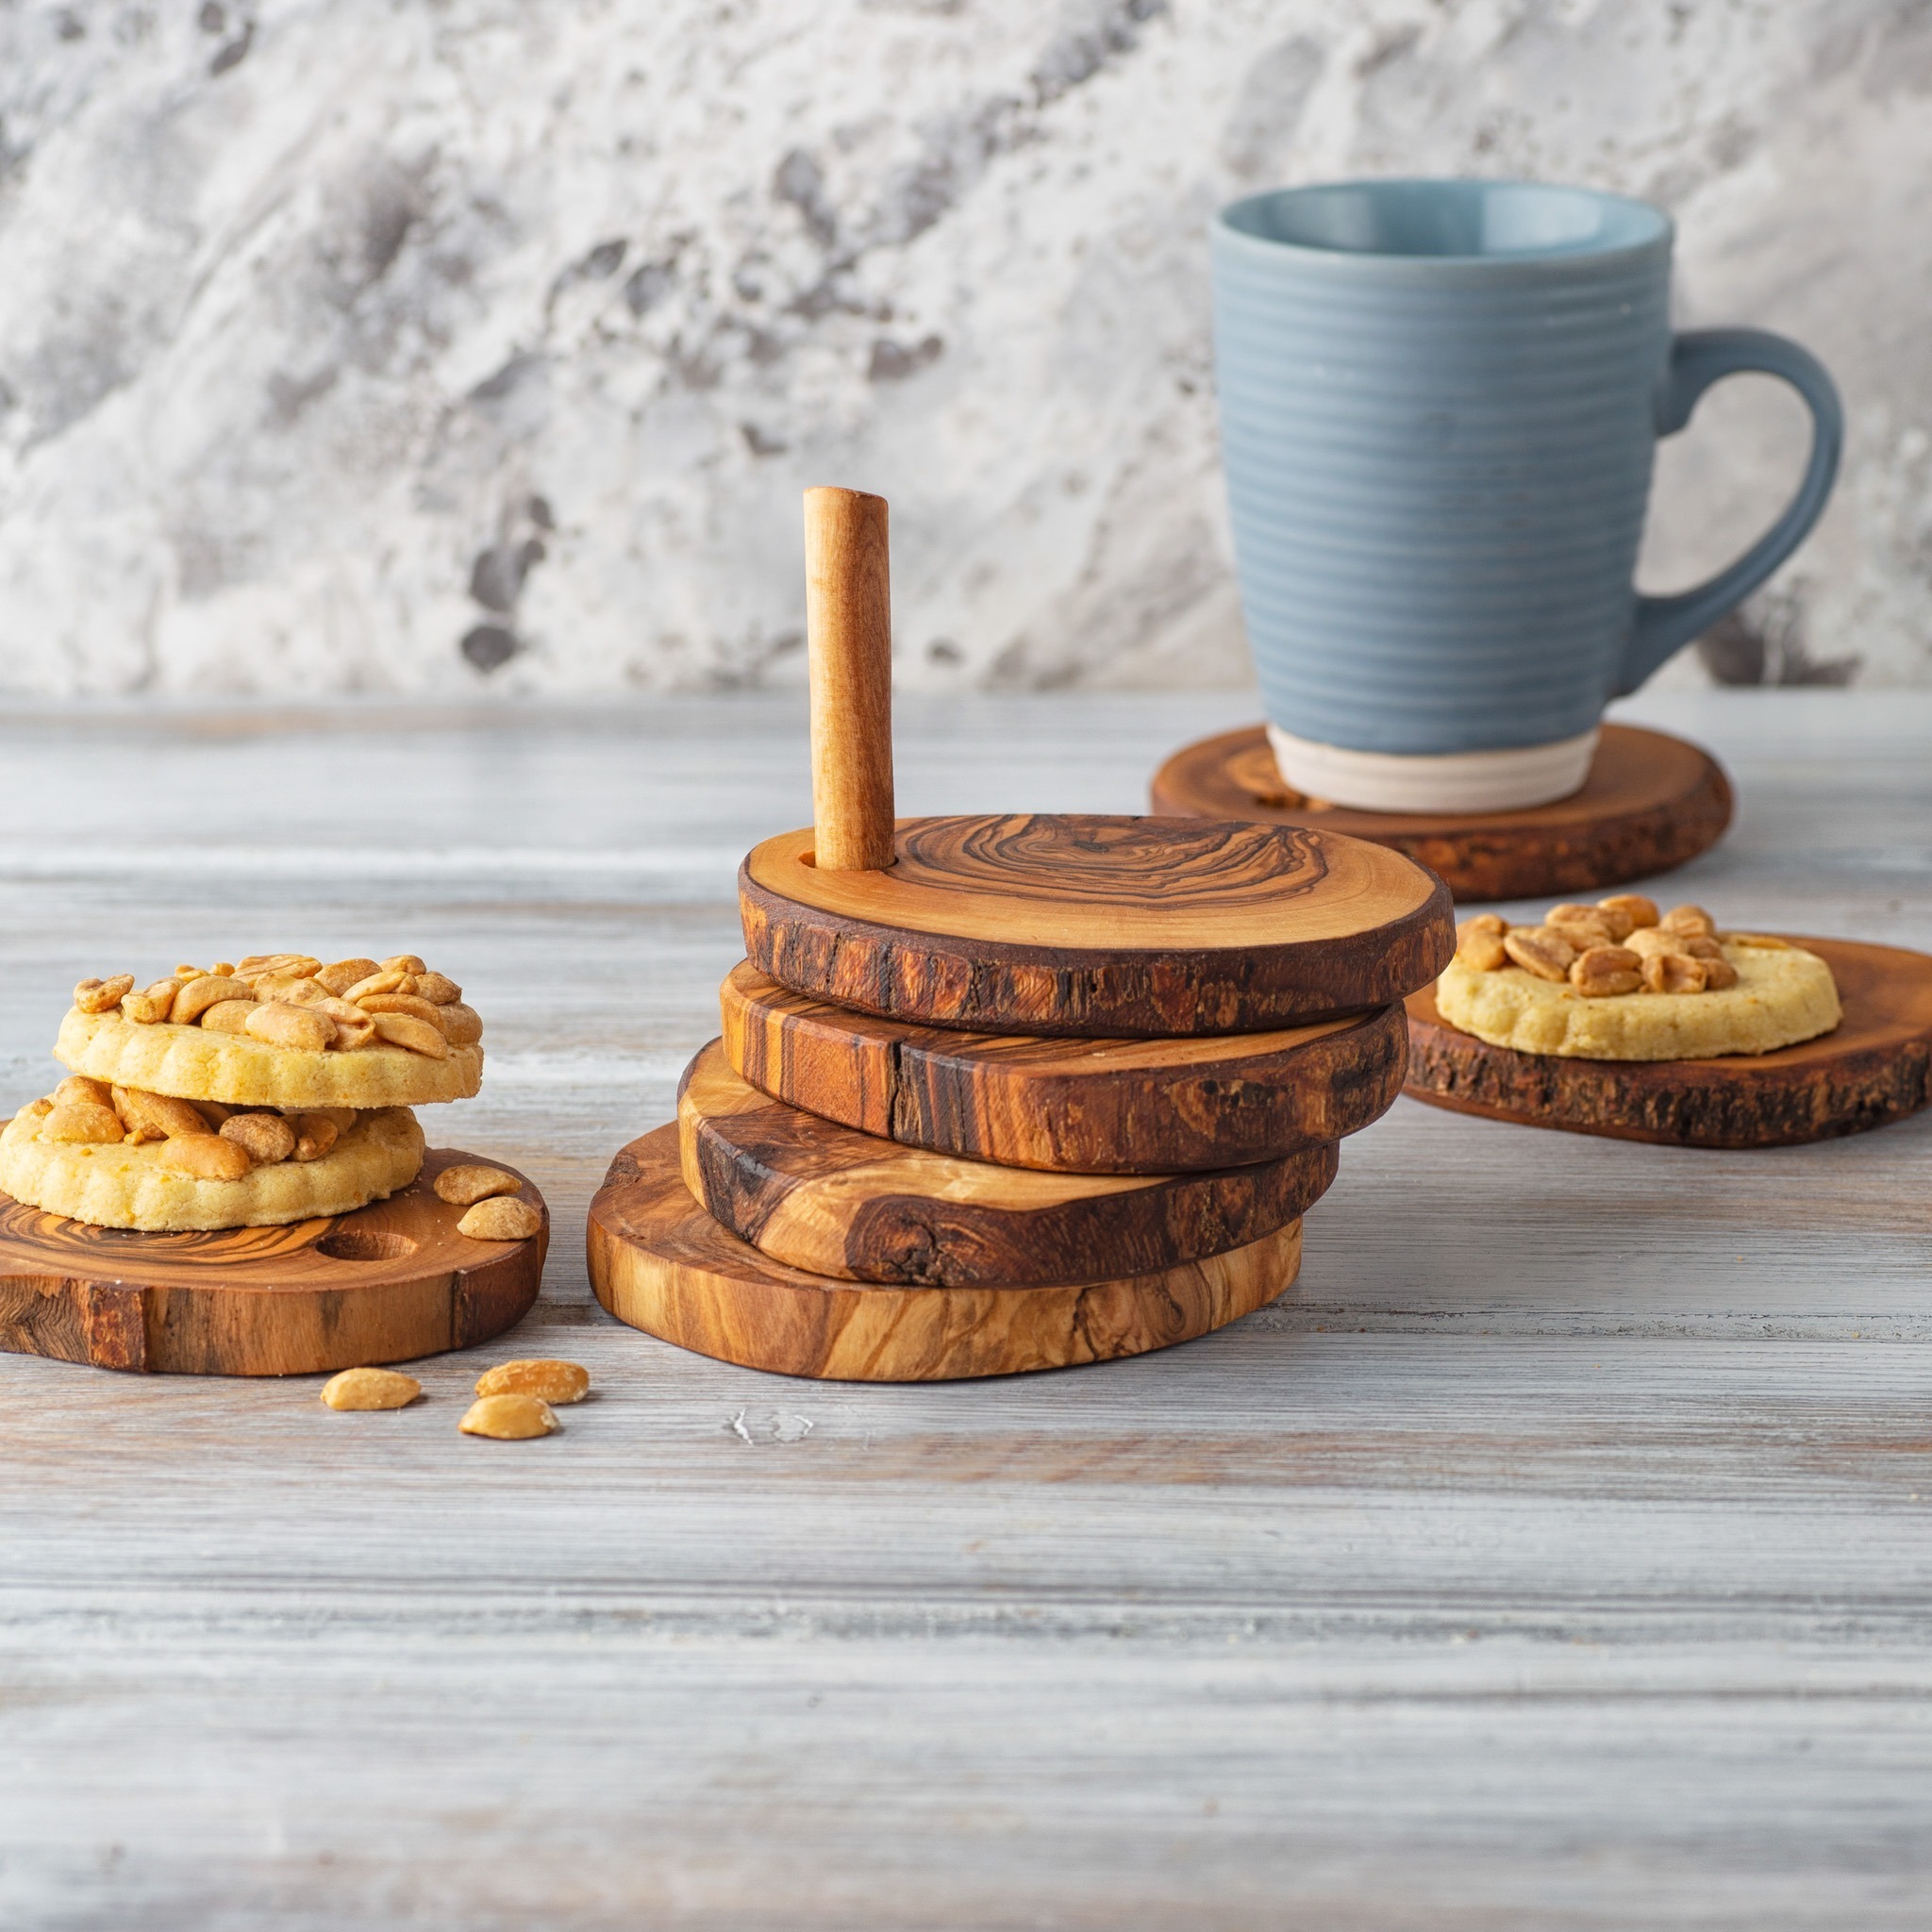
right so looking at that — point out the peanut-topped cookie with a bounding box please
[1436,899,1841,1059]
[0,1080,424,1230]
[55,953,484,1109]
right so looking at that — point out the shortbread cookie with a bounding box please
[56,1009,483,1108]
[1436,935,1841,1059]
[0,1105,425,1231]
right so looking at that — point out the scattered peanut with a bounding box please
[73,974,136,1015]
[458,1195,541,1241]
[321,1366,422,1410]
[220,1111,298,1165]
[1641,952,1708,994]
[1703,957,1740,991]
[371,1011,448,1058]
[459,1392,558,1440]
[435,1163,520,1207]
[1570,945,1643,998]
[475,1359,589,1405]
[155,1134,253,1181]
[244,1003,337,1052]
[1502,927,1577,982]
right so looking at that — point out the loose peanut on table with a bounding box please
[435,1164,521,1207]
[459,1393,558,1440]
[475,1359,590,1405]
[458,1196,542,1241]
[322,1367,422,1411]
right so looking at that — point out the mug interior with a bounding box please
[1221,178,1668,261]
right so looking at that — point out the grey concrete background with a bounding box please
[0,0,1924,698]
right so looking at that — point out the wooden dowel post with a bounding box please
[804,486,896,871]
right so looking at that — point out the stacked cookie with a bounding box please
[1,952,486,1231]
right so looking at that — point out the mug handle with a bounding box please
[1616,327,1843,695]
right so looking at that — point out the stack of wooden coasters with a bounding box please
[588,490,1457,1382]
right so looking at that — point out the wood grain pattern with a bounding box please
[1405,936,1932,1146]
[0,1149,547,1374]
[741,813,1455,1034]
[677,1038,1337,1285]
[804,487,896,871]
[589,1124,1304,1379]
[1151,722,1734,901]
[721,959,1407,1172]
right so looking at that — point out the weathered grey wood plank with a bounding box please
[0,690,1929,1928]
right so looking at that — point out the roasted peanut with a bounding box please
[192,1100,238,1127]
[1676,933,1724,962]
[475,1359,588,1405]
[120,978,180,1024]
[221,1111,297,1165]
[328,1009,377,1050]
[238,955,321,984]
[341,970,407,1002]
[1457,913,1507,938]
[1598,894,1659,932]
[1703,957,1740,990]
[73,974,135,1015]
[157,1133,254,1180]
[53,1075,114,1109]
[1456,929,1508,972]
[1623,927,1679,960]
[458,1195,541,1241]
[434,1163,520,1207]
[322,1367,422,1411]
[1545,905,1617,949]
[22,1096,54,1119]
[199,1000,259,1036]
[1586,903,1636,942]
[371,1012,448,1058]
[1569,945,1643,997]
[244,1003,337,1052]
[175,963,202,979]
[1727,933,1791,950]
[210,961,236,977]
[175,974,256,1026]
[313,1107,358,1132]
[314,958,382,997]
[381,954,428,975]
[1502,926,1577,982]
[290,1112,341,1161]
[409,972,461,1006]
[357,991,444,1026]
[111,1087,211,1141]
[1641,952,1708,994]
[254,973,329,1003]
[1659,904,1715,938]
[459,1392,557,1440]
[41,1101,125,1143]
[436,1003,483,1047]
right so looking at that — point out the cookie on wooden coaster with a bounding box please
[678,1039,1336,1286]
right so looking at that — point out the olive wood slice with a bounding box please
[721,960,1406,1173]
[0,1149,547,1375]
[1151,723,1733,903]
[740,813,1454,1037]
[588,1125,1303,1382]
[678,1039,1336,1287]
[1405,937,1932,1147]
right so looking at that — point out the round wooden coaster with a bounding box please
[0,1149,547,1375]
[1150,724,1732,903]
[678,1039,1336,1286]
[720,960,1407,1173]
[1404,938,1932,1147]
[588,1125,1303,1382]
[740,813,1453,1036]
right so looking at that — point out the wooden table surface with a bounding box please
[2,689,1928,1930]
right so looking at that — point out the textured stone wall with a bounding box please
[0,0,1925,698]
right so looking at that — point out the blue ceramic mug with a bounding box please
[1211,178,1842,811]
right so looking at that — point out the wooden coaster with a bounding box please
[588,1126,1303,1382]
[720,961,1406,1173]
[678,1039,1336,1286]
[0,1149,547,1375]
[740,813,1453,1036]
[1150,724,1732,903]
[1404,937,1932,1147]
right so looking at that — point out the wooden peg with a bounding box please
[804,486,895,871]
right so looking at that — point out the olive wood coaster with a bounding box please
[0,1149,547,1375]
[588,1125,1303,1381]
[740,488,1455,1037]
[1404,937,1932,1148]
[678,1038,1336,1286]
[1150,723,1733,903]
[721,960,1407,1173]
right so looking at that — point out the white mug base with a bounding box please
[1266,724,1600,814]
